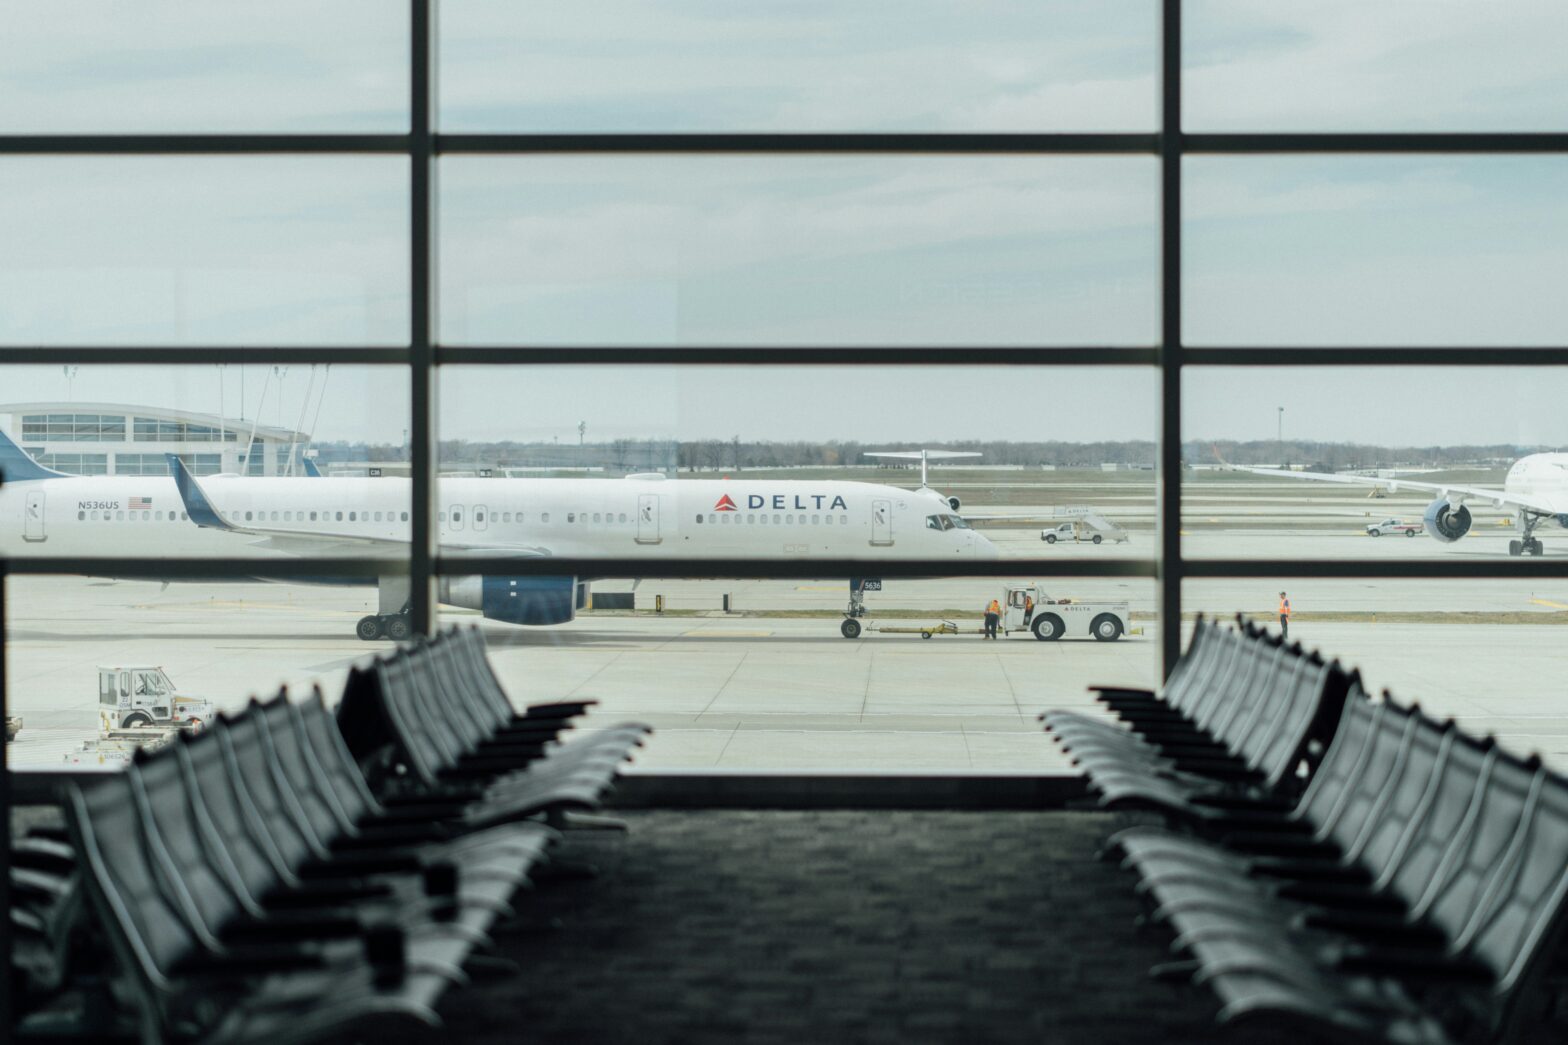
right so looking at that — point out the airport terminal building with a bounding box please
[0,403,310,477]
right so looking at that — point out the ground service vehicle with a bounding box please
[838,584,1136,641]
[5,716,19,742]
[1002,584,1136,641]
[1366,518,1421,537]
[98,665,214,732]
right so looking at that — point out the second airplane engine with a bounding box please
[947,495,961,511]
[1422,499,1472,542]
[439,575,577,625]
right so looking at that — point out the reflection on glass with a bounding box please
[1185,0,1568,132]
[0,364,409,559]
[439,157,1158,346]
[1183,367,1568,560]
[0,158,409,345]
[0,0,406,133]
[1185,157,1568,347]
[1182,580,1568,772]
[439,0,1158,132]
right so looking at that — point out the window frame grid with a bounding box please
[4,3,1568,1022]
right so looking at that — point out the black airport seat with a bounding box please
[56,765,452,1044]
[336,628,650,829]
[1112,689,1568,1044]
[1044,618,1351,825]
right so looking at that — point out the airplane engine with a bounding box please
[439,575,577,625]
[947,495,961,512]
[1423,499,1472,542]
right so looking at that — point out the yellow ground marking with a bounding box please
[1530,598,1568,610]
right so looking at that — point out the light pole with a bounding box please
[63,365,78,402]
[1277,407,1284,464]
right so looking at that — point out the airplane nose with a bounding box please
[971,531,1001,559]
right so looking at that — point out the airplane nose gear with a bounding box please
[1509,514,1546,556]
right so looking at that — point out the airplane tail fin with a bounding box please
[303,457,323,478]
[0,427,70,483]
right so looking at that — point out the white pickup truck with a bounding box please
[1366,517,1421,537]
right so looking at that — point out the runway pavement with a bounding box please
[7,558,1568,774]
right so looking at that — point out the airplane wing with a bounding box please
[166,456,553,559]
[1217,459,1561,515]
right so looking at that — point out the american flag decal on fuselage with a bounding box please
[129,496,152,510]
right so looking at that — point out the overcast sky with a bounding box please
[2,1,1566,447]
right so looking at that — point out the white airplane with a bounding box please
[1221,453,1568,556]
[0,429,997,639]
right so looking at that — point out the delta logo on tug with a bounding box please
[713,492,850,511]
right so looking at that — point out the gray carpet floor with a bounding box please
[410,810,1294,1044]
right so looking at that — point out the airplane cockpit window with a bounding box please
[949,515,971,529]
[926,514,954,531]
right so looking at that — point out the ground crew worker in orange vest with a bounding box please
[984,598,1002,640]
[1278,591,1291,640]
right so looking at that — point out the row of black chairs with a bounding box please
[1046,618,1568,1044]
[13,626,649,1042]
[1044,616,1352,825]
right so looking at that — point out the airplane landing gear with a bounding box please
[1509,516,1546,556]
[355,606,413,641]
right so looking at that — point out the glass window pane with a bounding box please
[0,0,407,133]
[1184,582,1566,772]
[1183,366,1568,561]
[435,364,1156,771]
[1186,157,1568,347]
[440,157,1158,346]
[439,0,1158,133]
[0,364,408,555]
[1186,0,1568,132]
[0,158,409,346]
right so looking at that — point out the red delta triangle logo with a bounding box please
[713,494,739,512]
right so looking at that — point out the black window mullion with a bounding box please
[1157,0,1184,680]
[408,0,436,635]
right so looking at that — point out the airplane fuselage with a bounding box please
[0,474,995,562]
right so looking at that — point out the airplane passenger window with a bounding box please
[696,514,704,523]
[541,512,549,522]
[180,512,188,521]
[567,513,575,523]
[336,512,343,521]
[309,511,318,521]
[271,511,278,521]
[840,515,848,524]
[116,511,125,520]
[593,513,600,523]
[475,511,483,523]
[759,515,767,525]
[825,515,833,525]
[77,511,84,521]
[812,515,819,524]
[401,512,409,521]
[774,514,782,524]
[618,513,626,523]
[349,512,357,521]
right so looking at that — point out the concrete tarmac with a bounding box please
[7,564,1568,774]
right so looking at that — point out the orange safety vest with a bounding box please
[1278,596,1291,617]
[987,600,1001,615]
